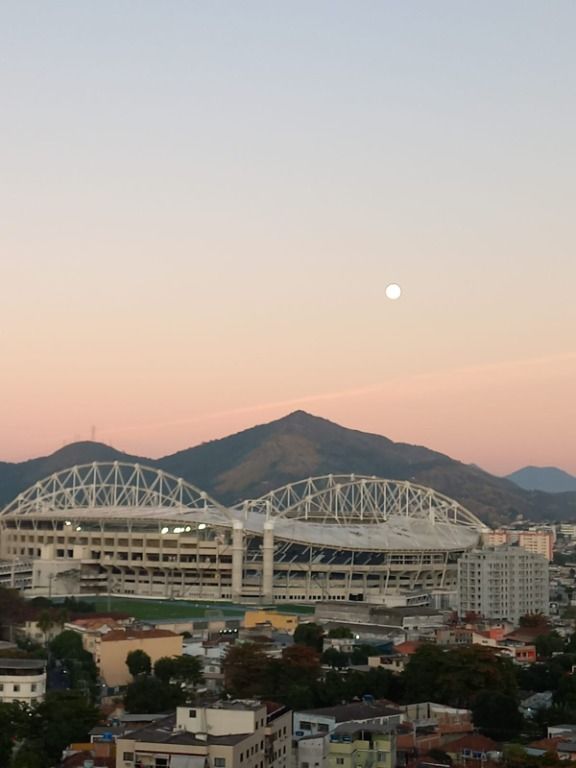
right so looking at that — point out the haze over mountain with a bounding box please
[506,466,576,494]
[1,411,575,526]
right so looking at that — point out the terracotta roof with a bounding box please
[101,629,178,642]
[529,737,567,752]
[447,733,498,753]
[394,641,421,655]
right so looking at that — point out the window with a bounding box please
[300,721,312,730]
[31,684,36,692]
[336,760,344,766]
[13,685,20,692]
[123,753,134,762]
[189,709,197,717]
[155,760,169,768]
[302,763,310,768]
[214,759,226,767]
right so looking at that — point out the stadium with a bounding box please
[0,462,487,603]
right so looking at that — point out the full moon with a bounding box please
[385,283,402,300]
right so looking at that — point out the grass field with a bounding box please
[88,597,314,620]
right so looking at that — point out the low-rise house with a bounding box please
[444,734,499,767]
[0,657,46,704]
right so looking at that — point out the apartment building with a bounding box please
[458,545,549,624]
[0,658,46,705]
[115,699,291,768]
[326,724,395,768]
[483,529,554,561]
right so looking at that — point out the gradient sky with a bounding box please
[1,2,575,474]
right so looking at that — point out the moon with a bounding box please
[385,283,402,300]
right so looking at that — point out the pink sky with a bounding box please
[1,4,575,476]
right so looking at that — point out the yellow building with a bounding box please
[243,610,299,633]
[94,628,182,688]
[327,724,396,768]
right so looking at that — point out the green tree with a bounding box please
[472,690,523,740]
[535,631,565,658]
[124,676,184,713]
[154,656,179,684]
[49,630,98,698]
[293,623,325,652]
[222,643,270,697]
[327,627,354,639]
[154,655,203,688]
[25,691,100,765]
[322,648,350,669]
[126,649,152,678]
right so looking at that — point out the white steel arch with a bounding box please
[0,462,227,519]
[240,474,486,529]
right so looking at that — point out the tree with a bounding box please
[327,627,353,639]
[49,630,98,697]
[535,631,565,658]
[222,643,270,697]
[126,649,152,678]
[520,612,550,629]
[472,690,523,740]
[322,648,350,669]
[154,655,203,688]
[24,691,100,765]
[154,656,178,684]
[293,623,325,652]
[124,676,184,713]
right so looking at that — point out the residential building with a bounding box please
[457,546,549,624]
[89,628,182,688]
[115,699,291,768]
[483,530,554,561]
[326,723,395,768]
[0,658,46,704]
[294,700,402,742]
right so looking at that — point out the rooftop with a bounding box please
[300,700,401,722]
[0,658,46,671]
[101,628,179,642]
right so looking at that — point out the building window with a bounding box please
[13,685,20,692]
[337,760,344,765]
[214,759,226,767]
[189,709,197,717]
[300,721,312,730]
[123,753,134,762]
[302,763,310,768]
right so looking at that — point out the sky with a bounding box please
[1,2,575,475]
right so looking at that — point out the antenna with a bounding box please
[91,425,96,441]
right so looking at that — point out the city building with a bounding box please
[0,463,486,603]
[0,558,32,590]
[0,657,46,704]
[80,627,183,689]
[115,699,291,768]
[294,700,402,742]
[483,529,554,561]
[457,545,549,624]
[326,724,396,768]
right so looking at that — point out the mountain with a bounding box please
[506,466,576,494]
[0,442,150,509]
[1,411,575,526]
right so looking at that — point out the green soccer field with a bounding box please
[88,597,314,620]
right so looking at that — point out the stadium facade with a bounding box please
[0,462,487,603]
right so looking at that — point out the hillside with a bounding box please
[1,412,575,526]
[506,466,576,494]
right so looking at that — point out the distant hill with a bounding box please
[1,411,576,526]
[506,466,576,494]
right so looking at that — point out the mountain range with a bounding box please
[506,466,576,494]
[1,411,575,527]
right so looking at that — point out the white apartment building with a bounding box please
[116,699,292,768]
[457,545,549,624]
[0,658,46,705]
